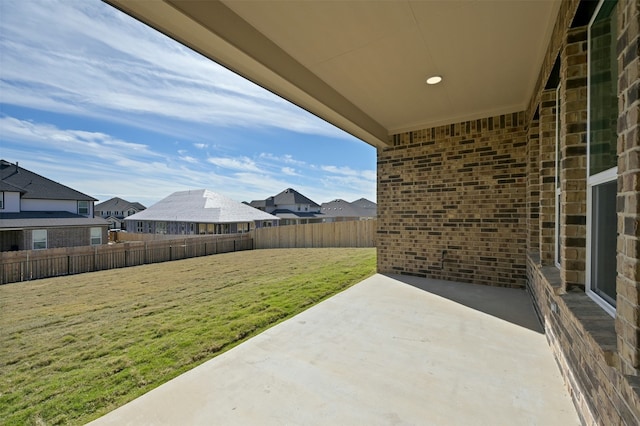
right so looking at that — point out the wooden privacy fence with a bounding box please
[0,234,252,285]
[252,220,376,249]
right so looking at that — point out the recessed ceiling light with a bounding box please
[426,75,442,85]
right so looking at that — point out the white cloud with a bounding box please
[207,156,261,172]
[193,143,208,149]
[281,167,299,176]
[0,116,161,161]
[0,114,376,206]
[180,155,199,164]
[0,0,352,140]
[259,153,307,166]
[321,165,358,176]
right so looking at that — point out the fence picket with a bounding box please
[0,234,252,285]
[0,221,375,285]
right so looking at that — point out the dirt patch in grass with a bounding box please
[0,248,376,425]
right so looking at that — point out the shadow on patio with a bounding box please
[89,274,579,425]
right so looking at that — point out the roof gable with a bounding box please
[0,160,96,201]
[320,199,360,218]
[321,198,377,218]
[272,188,319,207]
[95,197,147,211]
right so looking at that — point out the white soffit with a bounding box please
[104,0,561,148]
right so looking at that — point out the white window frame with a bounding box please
[32,229,47,250]
[0,192,4,210]
[78,200,89,216]
[90,227,102,246]
[586,169,617,317]
[585,0,618,318]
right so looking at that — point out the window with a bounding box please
[555,84,562,268]
[586,0,618,316]
[156,221,167,234]
[0,192,4,209]
[90,227,102,245]
[78,200,89,216]
[32,229,47,250]
[136,221,144,233]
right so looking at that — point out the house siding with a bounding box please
[21,199,88,215]
[2,192,21,212]
[378,0,640,423]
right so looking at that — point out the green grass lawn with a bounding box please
[0,248,376,425]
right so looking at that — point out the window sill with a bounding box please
[534,257,618,368]
[560,289,618,368]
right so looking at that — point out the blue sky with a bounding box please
[0,0,376,207]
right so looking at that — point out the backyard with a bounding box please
[0,247,376,425]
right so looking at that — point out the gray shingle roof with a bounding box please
[250,188,320,210]
[320,198,377,218]
[320,199,361,218]
[272,188,319,207]
[0,180,24,193]
[95,197,146,211]
[350,198,377,217]
[0,160,96,201]
[125,189,280,223]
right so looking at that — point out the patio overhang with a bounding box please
[103,0,561,149]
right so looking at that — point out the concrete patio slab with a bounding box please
[89,274,579,425]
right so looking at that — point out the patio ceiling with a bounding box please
[105,0,561,149]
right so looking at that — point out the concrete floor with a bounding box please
[89,274,579,426]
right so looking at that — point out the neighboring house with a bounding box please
[320,198,377,222]
[0,160,108,251]
[249,188,323,225]
[124,189,279,235]
[95,197,146,230]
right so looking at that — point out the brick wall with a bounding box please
[527,116,541,255]
[539,89,558,265]
[24,227,107,250]
[560,26,589,292]
[524,1,640,423]
[378,113,527,288]
[615,0,640,376]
